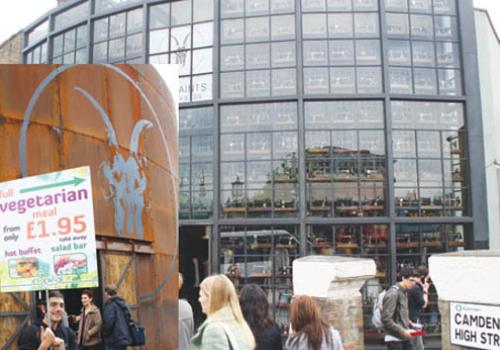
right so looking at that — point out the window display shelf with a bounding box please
[422,241,443,247]
[396,242,419,248]
[223,207,245,212]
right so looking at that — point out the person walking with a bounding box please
[382,267,419,350]
[18,290,77,350]
[285,295,343,350]
[191,274,255,350]
[239,284,282,350]
[179,273,194,350]
[407,265,430,350]
[75,289,103,350]
[102,285,131,350]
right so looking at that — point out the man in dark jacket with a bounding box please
[102,284,131,350]
[18,291,77,350]
[382,267,419,350]
[408,265,430,350]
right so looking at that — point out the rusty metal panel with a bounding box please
[0,64,178,350]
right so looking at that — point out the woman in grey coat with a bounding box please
[285,295,343,350]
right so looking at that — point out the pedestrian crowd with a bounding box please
[18,284,135,350]
[17,266,430,350]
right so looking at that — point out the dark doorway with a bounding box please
[34,252,105,332]
[179,226,209,327]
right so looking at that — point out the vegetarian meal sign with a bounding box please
[0,166,98,292]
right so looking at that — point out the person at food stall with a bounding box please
[18,290,77,350]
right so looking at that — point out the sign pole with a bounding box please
[45,289,51,329]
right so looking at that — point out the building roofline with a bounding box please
[474,7,500,44]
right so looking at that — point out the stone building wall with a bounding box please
[316,295,363,350]
[0,32,22,64]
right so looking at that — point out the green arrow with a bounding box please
[20,177,85,194]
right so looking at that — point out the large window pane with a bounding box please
[272,42,296,67]
[435,16,458,41]
[412,41,435,67]
[221,19,244,44]
[246,43,270,69]
[95,0,140,13]
[271,0,295,13]
[272,15,295,40]
[328,14,353,38]
[438,69,462,96]
[194,0,214,21]
[389,67,412,94]
[94,18,109,42]
[246,70,271,97]
[303,14,327,39]
[354,13,379,38]
[410,15,433,39]
[221,72,245,98]
[357,67,382,93]
[149,29,169,54]
[303,41,328,66]
[330,67,355,94]
[387,40,411,66]
[109,13,126,38]
[193,49,213,74]
[221,45,244,71]
[386,13,409,38]
[436,42,460,68]
[246,17,270,42]
[246,0,269,15]
[171,0,192,25]
[329,40,354,65]
[150,3,170,29]
[272,69,297,95]
[414,68,437,95]
[221,0,244,18]
[54,2,89,31]
[355,40,381,65]
[171,26,192,51]
[304,68,329,94]
[193,23,214,48]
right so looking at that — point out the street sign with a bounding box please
[450,302,500,349]
[0,166,98,292]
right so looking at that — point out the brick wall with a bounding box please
[0,33,22,64]
[316,295,364,350]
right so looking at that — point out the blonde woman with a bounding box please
[191,274,256,350]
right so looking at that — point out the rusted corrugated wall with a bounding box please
[0,64,178,349]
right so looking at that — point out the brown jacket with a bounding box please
[77,304,103,346]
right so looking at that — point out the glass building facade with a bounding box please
[23,0,488,344]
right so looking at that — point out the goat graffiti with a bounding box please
[74,87,152,237]
[18,65,176,240]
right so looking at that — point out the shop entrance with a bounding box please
[179,226,209,327]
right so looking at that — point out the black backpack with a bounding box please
[117,302,146,346]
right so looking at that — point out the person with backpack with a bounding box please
[102,284,131,350]
[18,290,77,350]
[381,267,419,350]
